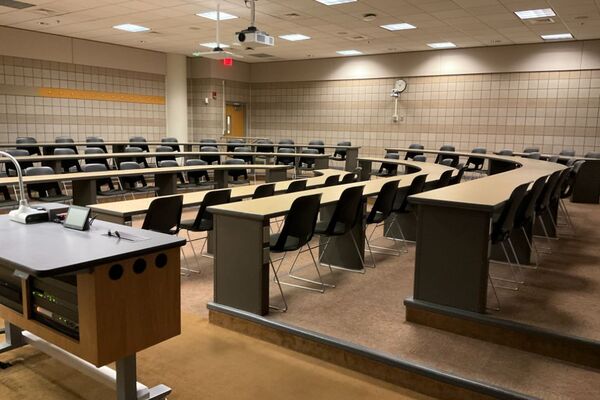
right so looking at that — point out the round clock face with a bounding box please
[395,79,407,93]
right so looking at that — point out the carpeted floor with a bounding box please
[0,314,432,400]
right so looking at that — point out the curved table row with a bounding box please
[207,159,456,316]
[0,164,293,206]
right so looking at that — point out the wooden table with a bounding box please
[0,217,185,399]
[207,160,454,316]
[0,164,293,206]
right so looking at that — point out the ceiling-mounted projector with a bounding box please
[235,28,274,47]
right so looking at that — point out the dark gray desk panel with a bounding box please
[0,217,185,277]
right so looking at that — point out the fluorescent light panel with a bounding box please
[113,24,150,32]
[316,0,357,5]
[196,11,238,20]
[427,42,456,49]
[279,34,311,41]
[541,33,573,40]
[380,23,416,31]
[200,42,230,49]
[514,8,555,20]
[336,50,362,56]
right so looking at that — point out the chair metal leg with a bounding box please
[535,215,553,253]
[371,217,406,256]
[490,242,520,290]
[363,226,377,268]
[507,238,524,281]
[520,227,539,269]
[286,244,334,292]
[487,274,501,311]
[559,199,576,235]
[319,235,366,274]
[269,257,288,312]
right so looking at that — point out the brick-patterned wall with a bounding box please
[0,55,166,144]
[251,70,600,157]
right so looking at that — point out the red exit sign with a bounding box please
[223,58,233,67]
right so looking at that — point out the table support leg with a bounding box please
[358,159,371,181]
[345,148,359,172]
[266,169,288,183]
[314,157,329,170]
[155,173,177,196]
[214,170,228,188]
[72,180,98,206]
[116,355,137,400]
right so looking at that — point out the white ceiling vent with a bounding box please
[528,17,555,25]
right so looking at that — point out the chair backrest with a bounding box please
[160,137,180,152]
[525,152,541,159]
[450,163,466,185]
[119,161,142,171]
[379,152,400,175]
[224,158,245,165]
[125,146,143,153]
[53,147,76,156]
[191,189,231,230]
[25,166,64,198]
[559,149,575,157]
[186,159,208,166]
[515,176,547,227]
[277,147,296,165]
[278,147,294,154]
[547,155,560,163]
[25,166,54,176]
[83,163,107,173]
[551,168,572,202]
[159,160,179,168]
[308,140,325,154]
[585,152,600,159]
[366,180,399,224]
[439,144,455,152]
[492,183,529,241]
[156,145,173,153]
[278,139,295,145]
[466,148,486,169]
[235,146,252,153]
[324,175,339,186]
[440,158,454,167]
[333,141,351,159]
[55,137,74,144]
[273,194,322,251]
[535,170,562,213]
[302,148,319,155]
[252,183,275,199]
[200,138,217,144]
[16,137,37,144]
[561,162,585,198]
[5,149,29,157]
[413,155,426,162]
[523,147,539,153]
[142,195,183,234]
[129,136,147,143]
[405,144,424,160]
[84,147,105,154]
[200,146,218,152]
[322,186,365,235]
[16,137,41,155]
[86,136,104,143]
[4,149,33,174]
[394,174,427,213]
[256,139,274,152]
[286,179,307,193]
[340,172,356,184]
[498,149,513,156]
[436,169,454,189]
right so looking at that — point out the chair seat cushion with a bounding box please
[314,220,348,236]
[180,218,212,232]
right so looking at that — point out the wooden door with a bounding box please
[225,103,246,137]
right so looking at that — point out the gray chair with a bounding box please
[465,147,487,174]
[498,149,514,156]
[405,143,424,160]
[16,137,41,155]
[55,137,78,153]
[157,159,186,186]
[129,136,150,152]
[308,140,325,154]
[224,158,249,184]
[276,147,296,166]
[435,145,458,166]
[86,137,107,153]
[547,155,560,163]
[24,166,72,203]
[559,149,575,157]
[82,163,127,199]
[375,152,400,176]
[234,146,253,164]
[449,164,467,185]
[4,149,33,176]
[125,146,149,168]
[161,137,181,152]
[84,147,110,170]
[227,139,246,152]
[584,152,600,159]
[54,148,82,173]
[440,158,454,167]
[413,155,427,162]
[333,141,351,160]
[199,138,217,144]
[278,139,295,146]
[118,161,159,198]
[523,147,540,153]
[185,159,211,187]
[256,139,274,153]
[299,148,319,169]
[525,152,541,160]
[200,146,220,165]
[156,145,176,164]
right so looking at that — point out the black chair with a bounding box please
[179,189,231,270]
[4,149,33,176]
[86,137,108,153]
[435,169,454,189]
[413,155,426,162]
[534,170,562,250]
[449,164,466,185]
[340,172,357,184]
[268,193,322,311]
[276,147,296,167]
[227,139,245,152]
[489,182,530,295]
[333,141,351,160]
[54,148,82,173]
[547,155,560,163]
[525,152,541,160]
[125,146,149,168]
[161,137,181,152]
[199,138,217,144]
[256,139,274,153]
[465,147,487,175]
[299,148,319,170]
[323,175,339,187]
[252,183,275,199]
[142,195,183,235]
[156,145,176,164]
[513,176,547,268]
[405,144,424,160]
[129,136,150,152]
[200,146,220,165]
[308,140,325,154]
[439,158,454,167]
[118,161,159,198]
[84,147,111,170]
[224,158,249,184]
[16,137,41,155]
[584,152,600,159]
[523,147,539,154]
[24,166,72,203]
[286,179,307,193]
[364,180,400,267]
[0,186,17,208]
[157,160,186,186]
[434,145,458,166]
[498,149,514,156]
[559,149,575,157]
[233,146,254,164]
[547,168,572,235]
[55,137,78,153]
[82,163,128,200]
[375,153,400,177]
[278,139,295,148]
[185,159,211,187]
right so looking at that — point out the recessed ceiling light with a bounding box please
[336,49,363,56]
[200,42,230,49]
[380,23,416,31]
[541,33,573,40]
[316,0,357,5]
[427,42,456,49]
[113,24,150,32]
[514,8,555,20]
[196,11,238,20]
[279,34,311,41]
